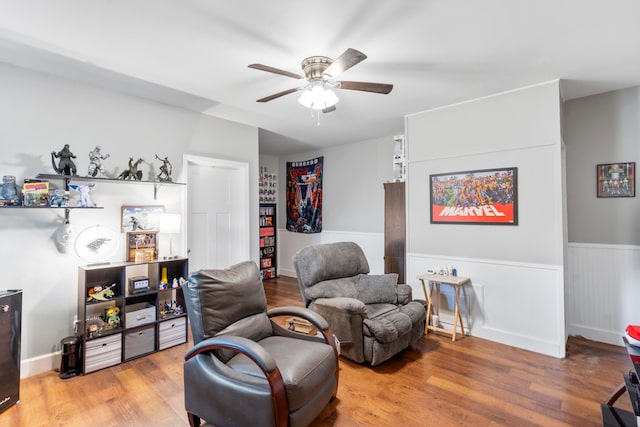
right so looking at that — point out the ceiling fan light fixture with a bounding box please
[298,83,339,110]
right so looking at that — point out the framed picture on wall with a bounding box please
[596,162,635,198]
[429,167,518,225]
[121,205,165,232]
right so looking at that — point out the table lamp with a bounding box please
[160,213,181,259]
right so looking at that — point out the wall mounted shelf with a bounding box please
[36,174,186,200]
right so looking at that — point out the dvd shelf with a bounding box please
[259,203,277,280]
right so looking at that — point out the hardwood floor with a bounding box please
[2,275,633,427]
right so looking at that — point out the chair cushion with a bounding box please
[226,336,337,411]
[356,274,398,304]
[294,242,370,288]
[186,261,270,343]
[363,312,412,343]
[304,276,358,300]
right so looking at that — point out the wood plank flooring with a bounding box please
[1,275,633,426]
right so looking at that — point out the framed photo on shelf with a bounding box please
[596,162,635,198]
[430,167,518,225]
[121,205,164,232]
[126,231,158,263]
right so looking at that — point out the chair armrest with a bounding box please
[184,335,288,426]
[184,335,277,373]
[396,284,413,305]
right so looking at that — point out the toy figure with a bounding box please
[105,306,121,329]
[87,146,110,178]
[49,188,69,207]
[155,154,172,182]
[117,157,144,180]
[51,144,77,176]
[0,175,20,205]
[69,183,96,207]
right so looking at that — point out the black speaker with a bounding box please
[60,335,82,379]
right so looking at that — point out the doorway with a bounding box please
[183,155,250,272]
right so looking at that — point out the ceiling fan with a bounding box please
[249,48,393,114]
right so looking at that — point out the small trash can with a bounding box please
[60,335,82,379]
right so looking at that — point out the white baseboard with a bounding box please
[21,351,60,378]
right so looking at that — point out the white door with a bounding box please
[184,155,250,272]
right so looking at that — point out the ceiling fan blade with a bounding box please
[323,48,367,78]
[322,105,337,114]
[337,81,393,94]
[256,87,300,103]
[248,64,303,80]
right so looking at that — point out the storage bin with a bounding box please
[124,325,155,360]
[125,302,156,328]
[159,317,187,350]
[85,333,122,373]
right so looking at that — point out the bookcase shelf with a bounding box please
[259,203,277,280]
[78,258,189,374]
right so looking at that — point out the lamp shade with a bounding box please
[159,213,181,234]
[298,83,339,110]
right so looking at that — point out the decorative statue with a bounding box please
[51,144,77,176]
[154,154,173,182]
[53,222,75,253]
[69,183,96,207]
[87,146,110,178]
[0,175,20,205]
[117,157,144,181]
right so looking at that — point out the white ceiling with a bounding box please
[1,1,639,155]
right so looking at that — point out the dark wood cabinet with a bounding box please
[384,182,406,284]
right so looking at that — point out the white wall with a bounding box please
[564,87,640,345]
[0,62,259,376]
[276,135,396,278]
[405,81,566,357]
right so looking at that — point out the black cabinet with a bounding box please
[259,204,277,280]
[601,337,640,426]
[0,290,22,414]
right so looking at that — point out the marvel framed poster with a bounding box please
[430,167,518,225]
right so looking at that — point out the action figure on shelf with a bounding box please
[87,146,110,178]
[154,154,173,182]
[69,183,96,207]
[49,189,69,207]
[117,157,144,180]
[51,144,77,176]
[0,175,20,205]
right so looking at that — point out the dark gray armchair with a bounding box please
[183,261,339,427]
[293,242,426,366]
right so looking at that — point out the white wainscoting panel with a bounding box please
[567,243,640,346]
[278,229,384,278]
[408,253,565,358]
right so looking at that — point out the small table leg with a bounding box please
[452,285,465,342]
[421,279,433,336]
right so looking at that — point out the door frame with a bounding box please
[182,154,251,266]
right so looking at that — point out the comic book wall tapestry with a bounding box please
[430,167,518,225]
[286,157,323,233]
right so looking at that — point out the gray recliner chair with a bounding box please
[293,242,426,366]
[183,261,339,427]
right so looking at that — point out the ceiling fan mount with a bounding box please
[249,48,393,111]
[301,56,333,81]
